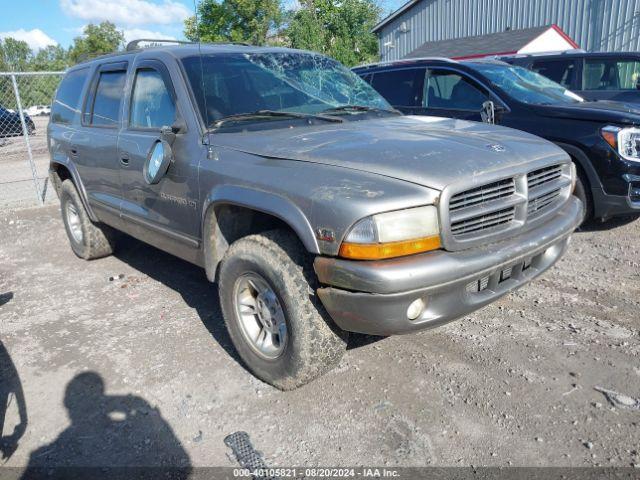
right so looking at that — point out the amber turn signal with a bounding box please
[339,235,442,260]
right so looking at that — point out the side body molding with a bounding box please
[50,158,99,222]
[201,185,320,282]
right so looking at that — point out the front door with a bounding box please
[117,59,200,250]
[419,68,492,122]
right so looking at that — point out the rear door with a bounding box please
[580,56,640,103]
[117,58,201,244]
[530,58,580,92]
[419,68,493,121]
[74,61,128,217]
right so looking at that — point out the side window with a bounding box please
[130,68,176,129]
[370,68,425,107]
[531,59,576,88]
[584,58,640,90]
[51,68,89,125]
[424,70,489,110]
[88,70,126,127]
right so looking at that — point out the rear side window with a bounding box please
[583,58,640,90]
[531,59,577,88]
[129,69,175,129]
[370,68,425,107]
[52,68,89,125]
[88,70,126,126]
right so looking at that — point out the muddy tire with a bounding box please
[573,168,593,225]
[60,180,115,260]
[218,229,348,390]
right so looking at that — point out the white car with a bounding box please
[25,105,50,116]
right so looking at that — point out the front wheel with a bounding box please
[573,168,593,225]
[218,230,348,390]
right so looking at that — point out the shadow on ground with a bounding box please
[578,213,640,232]
[1,333,28,463]
[20,372,191,479]
[113,234,383,354]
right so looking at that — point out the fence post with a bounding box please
[10,73,43,205]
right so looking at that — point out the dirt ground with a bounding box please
[0,116,55,209]
[0,204,639,471]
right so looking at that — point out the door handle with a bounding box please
[120,153,129,166]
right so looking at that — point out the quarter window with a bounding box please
[52,68,89,124]
[583,59,640,90]
[424,71,489,110]
[89,70,126,126]
[130,68,176,129]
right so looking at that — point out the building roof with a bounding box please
[405,25,556,60]
[372,0,421,33]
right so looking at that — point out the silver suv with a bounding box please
[48,43,582,389]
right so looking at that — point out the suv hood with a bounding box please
[210,115,566,191]
[531,100,640,125]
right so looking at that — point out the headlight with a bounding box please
[601,126,640,162]
[339,206,441,260]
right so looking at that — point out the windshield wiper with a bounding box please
[322,105,400,115]
[212,109,342,129]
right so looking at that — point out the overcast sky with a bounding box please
[0,0,406,51]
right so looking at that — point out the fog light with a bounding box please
[407,298,426,320]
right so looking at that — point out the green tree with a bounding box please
[286,0,380,66]
[30,44,69,71]
[185,0,283,45]
[0,37,32,71]
[69,22,125,63]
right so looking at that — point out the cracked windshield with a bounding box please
[181,52,392,126]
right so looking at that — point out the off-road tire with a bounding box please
[218,229,348,390]
[60,179,115,260]
[573,168,593,225]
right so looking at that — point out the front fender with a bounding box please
[201,185,320,282]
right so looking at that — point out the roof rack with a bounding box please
[125,38,253,51]
[492,49,586,59]
[354,56,458,69]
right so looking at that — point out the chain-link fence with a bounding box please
[0,72,64,209]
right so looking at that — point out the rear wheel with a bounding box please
[60,180,115,260]
[218,229,348,390]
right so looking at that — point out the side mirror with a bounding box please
[160,118,186,146]
[144,140,173,184]
[480,101,505,124]
[481,101,495,124]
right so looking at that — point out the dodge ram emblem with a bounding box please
[487,143,506,152]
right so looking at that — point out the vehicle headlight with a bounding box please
[601,126,640,162]
[339,206,441,260]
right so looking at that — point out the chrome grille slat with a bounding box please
[527,165,563,189]
[449,178,515,211]
[528,189,561,215]
[451,207,516,235]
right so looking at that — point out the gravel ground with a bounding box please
[0,204,639,471]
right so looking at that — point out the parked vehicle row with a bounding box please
[354,58,640,222]
[499,50,640,104]
[50,42,613,390]
[0,105,35,138]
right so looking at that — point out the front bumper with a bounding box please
[314,196,582,336]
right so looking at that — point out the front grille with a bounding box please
[527,165,565,217]
[451,206,516,236]
[527,164,562,189]
[527,188,561,215]
[449,178,515,212]
[446,162,571,246]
